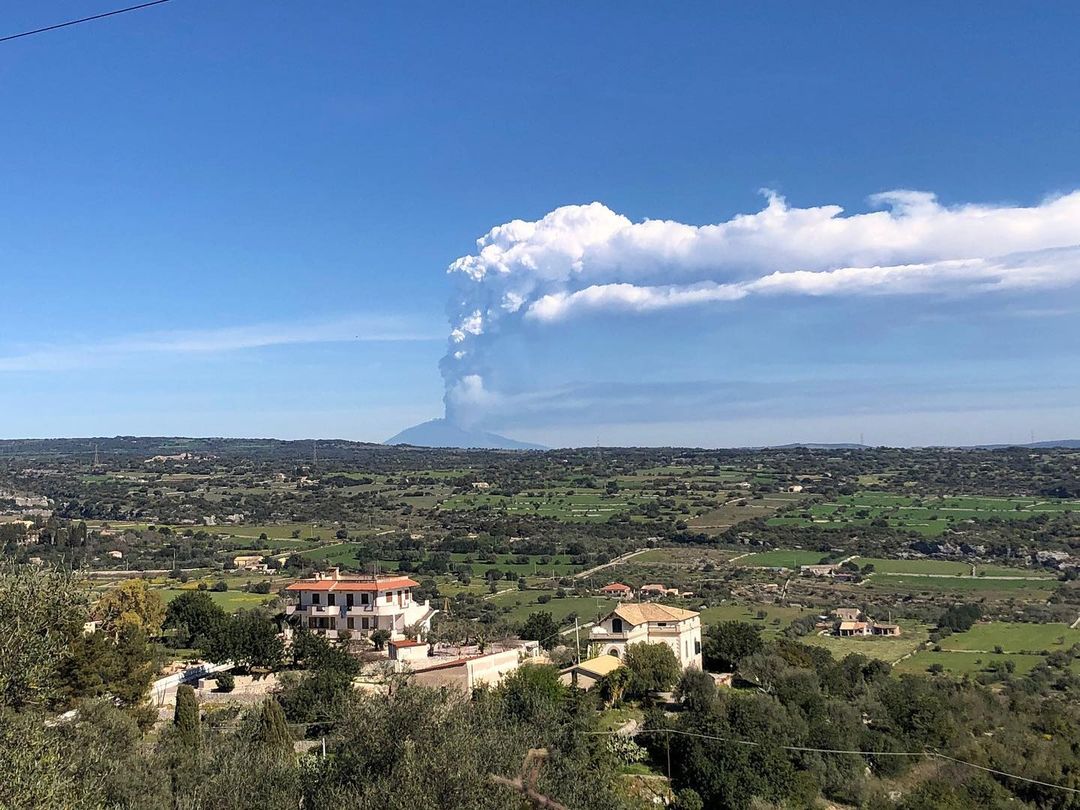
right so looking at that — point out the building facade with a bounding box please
[590,603,703,669]
[285,572,437,641]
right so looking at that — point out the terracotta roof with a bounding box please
[285,575,419,592]
[609,603,698,625]
[389,639,426,648]
[639,583,666,591]
[838,621,868,631]
[600,583,632,592]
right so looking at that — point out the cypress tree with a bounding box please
[173,684,201,749]
[253,697,293,751]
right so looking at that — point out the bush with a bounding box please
[216,671,235,692]
[210,580,228,593]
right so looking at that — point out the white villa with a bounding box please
[285,570,437,641]
[590,603,702,669]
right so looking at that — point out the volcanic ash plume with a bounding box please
[439,190,1080,426]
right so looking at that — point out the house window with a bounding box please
[386,592,393,604]
[361,618,369,630]
[684,640,689,659]
[312,593,320,605]
[328,593,336,606]
[694,640,701,655]
[347,618,354,630]
[346,593,354,607]
[611,618,623,633]
[361,593,370,605]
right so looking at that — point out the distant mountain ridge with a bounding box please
[0,435,1075,455]
[763,440,1080,450]
[973,439,1080,449]
[384,419,547,450]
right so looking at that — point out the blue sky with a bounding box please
[1,2,1078,446]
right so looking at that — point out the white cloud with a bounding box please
[440,188,1080,422]
[0,314,439,373]
[526,246,1080,320]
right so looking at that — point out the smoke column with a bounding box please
[440,190,1080,426]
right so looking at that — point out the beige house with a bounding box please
[560,654,622,690]
[233,554,265,570]
[837,621,870,637]
[871,622,901,636]
[833,607,861,622]
[285,571,437,641]
[638,583,678,599]
[590,603,702,669]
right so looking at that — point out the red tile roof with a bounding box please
[600,583,632,592]
[285,575,419,592]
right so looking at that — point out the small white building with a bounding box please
[285,571,437,642]
[590,603,703,669]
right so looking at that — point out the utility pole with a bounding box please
[574,617,580,664]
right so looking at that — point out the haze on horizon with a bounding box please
[1,3,1078,448]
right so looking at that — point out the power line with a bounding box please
[0,0,173,45]
[585,727,1080,795]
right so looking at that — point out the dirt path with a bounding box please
[873,571,1052,581]
[573,548,652,580]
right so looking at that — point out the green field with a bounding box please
[939,622,1080,653]
[698,603,816,633]
[893,650,1046,676]
[865,574,1058,593]
[155,587,274,612]
[735,549,831,568]
[975,563,1055,578]
[852,557,970,575]
[489,590,618,625]
[767,492,1080,537]
[803,623,929,663]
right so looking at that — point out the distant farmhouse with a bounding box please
[801,563,858,582]
[599,582,634,600]
[233,554,266,571]
[638,583,682,599]
[830,607,901,637]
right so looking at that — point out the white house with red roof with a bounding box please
[285,570,437,641]
[599,582,634,600]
